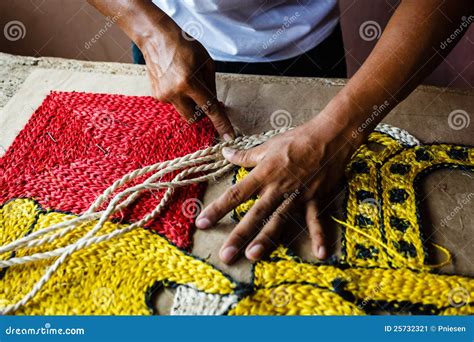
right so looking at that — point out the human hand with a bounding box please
[195,116,361,264]
[139,24,234,139]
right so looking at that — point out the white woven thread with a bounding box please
[374,123,420,146]
[170,285,238,315]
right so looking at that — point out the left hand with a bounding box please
[195,117,360,264]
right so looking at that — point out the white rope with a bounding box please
[374,123,420,146]
[0,127,290,315]
[0,122,416,314]
[171,285,238,315]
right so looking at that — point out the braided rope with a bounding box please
[374,123,420,147]
[0,127,289,314]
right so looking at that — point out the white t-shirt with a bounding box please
[152,0,339,62]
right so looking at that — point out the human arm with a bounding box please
[87,0,235,138]
[196,0,473,263]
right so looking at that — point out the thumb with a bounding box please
[222,145,265,167]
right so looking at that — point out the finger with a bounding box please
[245,201,291,261]
[196,164,263,229]
[190,84,235,140]
[220,189,282,264]
[195,167,265,229]
[171,96,197,122]
[306,199,327,260]
[222,144,266,168]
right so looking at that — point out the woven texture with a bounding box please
[0,198,236,314]
[0,91,216,249]
[0,94,473,315]
[232,131,474,315]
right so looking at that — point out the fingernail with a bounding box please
[223,133,233,142]
[317,246,326,260]
[195,217,211,229]
[222,147,235,157]
[247,244,264,260]
[220,246,238,263]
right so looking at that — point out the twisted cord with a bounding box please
[0,122,413,314]
[0,154,222,254]
[0,127,290,314]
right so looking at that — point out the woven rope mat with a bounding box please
[0,68,472,315]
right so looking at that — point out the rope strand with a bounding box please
[0,127,290,314]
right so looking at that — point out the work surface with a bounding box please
[0,53,473,314]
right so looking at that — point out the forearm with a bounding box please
[87,0,180,47]
[311,0,473,143]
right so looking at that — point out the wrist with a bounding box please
[307,87,395,149]
[120,2,180,49]
[305,93,366,149]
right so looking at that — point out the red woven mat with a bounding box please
[0,91,216,249]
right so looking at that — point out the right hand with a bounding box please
[139,27,235,139]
